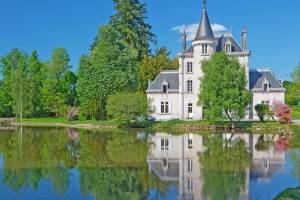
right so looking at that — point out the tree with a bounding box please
[199,52,251,123]
[284,81,300,105]
[271,101,292,123]
[109,0,155,61]
[88,25,138,119]
[200,136,250,200]
[64,71,78,107]
[138,47,178,92]
[28,50,45,116]
[0,49,32,120]
[255,104,269,122]
[42,48,71,117]
[291,62,300,82]
[106,92,149,121]
[77,55,96,119]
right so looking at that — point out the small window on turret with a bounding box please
[202,44,208,55]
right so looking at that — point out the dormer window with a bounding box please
[263,83,269,92]
[225,43,232,53]
[163,85,167,93]
[202,44,208,55]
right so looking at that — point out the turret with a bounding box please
[192,0,216,58]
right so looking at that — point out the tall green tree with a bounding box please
[138,47,178,92]
[199,52,251,123]
[0,49,32,119]
[28,50,45,116]
[79,25,138,119]
[42,48,71,116]
[110,0,154,60]
[77,55,101,119]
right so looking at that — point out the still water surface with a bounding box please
[0,127,299,200]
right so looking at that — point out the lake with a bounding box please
[0,127,299,200]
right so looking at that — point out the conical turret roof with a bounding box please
[194,1,214,41]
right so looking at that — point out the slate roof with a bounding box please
[183,35,244,55]
[147,71,179,92]
[148,161,179,181]
[194,8,215,41]
[249,69,285,92]
[251,161,284,181]
[216,35,243,53]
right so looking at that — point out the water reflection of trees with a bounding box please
[0,127,161,199]
[200,135,250,200]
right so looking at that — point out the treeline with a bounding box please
[284,62,300,105]
[0,0,178,120]
[0,48,77,118]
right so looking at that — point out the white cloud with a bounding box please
[172,23,227,41]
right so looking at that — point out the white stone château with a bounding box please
[147,0,285,121]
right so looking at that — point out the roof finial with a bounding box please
[203,0,207,10]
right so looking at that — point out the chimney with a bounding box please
[242,27,247,50]
[182,30,187,51]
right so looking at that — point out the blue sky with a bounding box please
[0,0,299,80]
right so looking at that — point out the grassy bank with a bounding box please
[13,117,123,129]
[151,119,290,133]
[11,117,294,133]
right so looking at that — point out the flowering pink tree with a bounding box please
[271,100,292,123]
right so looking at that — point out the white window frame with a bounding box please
[188,134,193,149]
[187,80,193,92]
[161,138,169,151]
[188,159,193,172]
[187,62,193,73]
[160,102,169,114]
[202,44,208,55]
[188,178,193,191]
[225,43,232,53]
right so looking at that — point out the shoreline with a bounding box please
[10,119,297,134]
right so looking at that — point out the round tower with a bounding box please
[192,0,216,61]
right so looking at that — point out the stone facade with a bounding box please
[147,1,285,121]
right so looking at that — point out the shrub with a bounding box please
[106,92,150,122]
[66,107,80,121]
[255,104,269,122]
[271,101,292,123]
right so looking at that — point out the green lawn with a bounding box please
[21,117,122,126]
[14,117,291,133]
[291,105,300,119]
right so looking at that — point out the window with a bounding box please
[187,80,193,92]
[263,84,268,92]
[188,103,193,114]
[161,139,169,150]
[162,158,168,168]
[188,159,193,172]
[188,178,193,190]
[161,102,169,114]
[162,85,167,93]
[187,62,193,73]
[202,44,208,55]
[225,43,232,53]
[188,134,193,149]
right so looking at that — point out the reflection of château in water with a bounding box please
[147,133,285,200]
[147,133,206,200]
[250,134,285,182]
